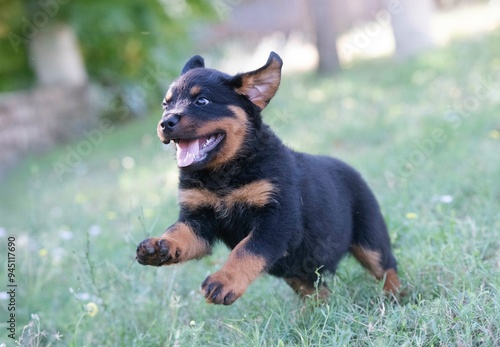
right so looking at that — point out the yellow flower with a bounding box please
[38,249,48,257]
[106,211,117,220]
[85,302,99,317]
[405,212,418,220]
[74,193,88,204]
[488,129,500,140]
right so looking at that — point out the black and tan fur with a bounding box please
[136,52,400,305]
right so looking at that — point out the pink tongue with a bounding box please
[176,139,200,167]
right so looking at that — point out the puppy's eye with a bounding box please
[195,97,210,106]
[162,101,168,108]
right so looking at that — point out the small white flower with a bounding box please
[88,225,101,236]
[439,195,453,204]
[59,230,74,240]
[51,247,65,262]
[75,292,91,301]
[121,156,135,170]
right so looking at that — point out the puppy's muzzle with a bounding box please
[160,113,182,132]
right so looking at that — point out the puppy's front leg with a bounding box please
[201,233,267,305]
[136,222,210,266]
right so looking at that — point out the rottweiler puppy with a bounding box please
[136,52,400,305]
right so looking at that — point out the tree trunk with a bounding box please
[29,23,87,86]
[309,0,341,74]
[385,0,435,58]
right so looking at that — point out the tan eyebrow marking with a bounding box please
[190,85,201,96]
[165,88,173,102]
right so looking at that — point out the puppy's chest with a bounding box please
[178,179,276,218]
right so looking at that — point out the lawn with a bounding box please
[1,30,499,346]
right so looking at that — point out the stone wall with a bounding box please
[0,23,96,178]
[0,84,97,175]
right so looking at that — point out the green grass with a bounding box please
[1,30,500,346]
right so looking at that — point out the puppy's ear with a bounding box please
[181,55,205,74]
[232,52,283,110]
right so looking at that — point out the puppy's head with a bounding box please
[158,52,283,171]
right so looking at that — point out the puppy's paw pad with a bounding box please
[136,238,174,266]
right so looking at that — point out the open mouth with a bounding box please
[173,133,224,168]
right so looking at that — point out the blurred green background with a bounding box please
[0,0,213,90]
[0,1,499,346]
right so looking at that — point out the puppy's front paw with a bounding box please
[201,271,247,305]
[136,238,180,266]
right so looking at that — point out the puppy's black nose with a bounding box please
[161,114,181,130]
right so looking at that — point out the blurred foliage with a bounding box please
[0,1,33,91]
[0,0,215,93]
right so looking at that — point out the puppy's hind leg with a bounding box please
[350,244,400,295]
[285,277,331,301]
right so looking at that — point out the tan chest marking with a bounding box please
[179,179,276,215]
